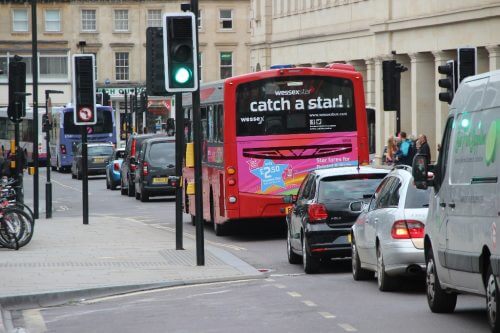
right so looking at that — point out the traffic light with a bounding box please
[163,12,198,92]
[438,60,456,104]
[72,54,97,125]
[458,47,476,83]
[382,60,407,111]
[140,91,148,113]
[8,58,27,123]
[146,27,167,96]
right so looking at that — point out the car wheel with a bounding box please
[352,237,374,280]
[135,190,140,200]
[127,176,135,197]
[487,265,500,332]
[287,226,301,264]
[302,236,320,274]
[106,176,110,189]
[426,247,457,313]
[77,167,82,180]
[71,171,76,179]
[110,179,117,191]
[140,189,149,202]
[377,245,396,291]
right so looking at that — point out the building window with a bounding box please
[220,52,232,79]
[219,9,233,30]
[12,9,29,32]
[45,9,61,32]
[115,52,129,81]
[81,9,96,32]
[114,10,129,32]
[147,9,162,27]
[198,9,203,29]
[39,55,68,80]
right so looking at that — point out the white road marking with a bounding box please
[185,290,230,299]
[23,309,47,332]
[302,300,317,307]
[265,278,275,282]
[339,323,357,332]
[274,284,286,289]
[287,291,302,298]
[319,312,336,319]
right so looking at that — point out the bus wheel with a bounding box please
[214,221,226,236]
[190,215,195,226]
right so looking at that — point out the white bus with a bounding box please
[0,107,46,164]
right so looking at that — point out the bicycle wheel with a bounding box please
[0,209,25,250]
[4,208,33,248]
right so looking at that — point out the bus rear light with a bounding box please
[308,204,328,222]
[113,162,120,171]
[142,162,149,176]
[227,166,236,175]
[227,178,236,186]
[60,144,66,154]
[391,220,425,239]
[228,196,237,203]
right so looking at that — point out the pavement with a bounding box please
[0,213,264,331]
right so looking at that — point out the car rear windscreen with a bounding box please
[405,183,431,208]
[147,142,175,167]
[88,146,113,156]
[318,174,385,202]
[236,76,355,136]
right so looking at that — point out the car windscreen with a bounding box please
[318,174,386,202]
[405,183,431,208]
[63,109,113,135]
[115,150,126,159]
[147,142,175,167]
[88,146,113,156]
[236,76,355,136]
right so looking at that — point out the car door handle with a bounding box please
[439,202,446,207]
[449,203,456,208]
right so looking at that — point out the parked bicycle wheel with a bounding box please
[4,207,33,248]
[0,208,26,250]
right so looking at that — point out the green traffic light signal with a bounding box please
[173,66,192,84]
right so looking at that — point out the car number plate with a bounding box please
[93,157,105,163]
[347,234,352,243]
[153,177,168,184]
[285,206,293,214]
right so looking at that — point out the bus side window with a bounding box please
[217,104,223,143]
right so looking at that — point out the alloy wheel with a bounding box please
[487,273,497,325]
[426,258,436,304]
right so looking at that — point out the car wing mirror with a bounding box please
[412,154,432,189]
[283,195,297,204]
[349,201,364,212]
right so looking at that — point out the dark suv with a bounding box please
[120,133,164,196]
[134,137,176,202]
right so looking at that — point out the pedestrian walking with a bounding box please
[384,136,398,165]
[395,131,416,166]
[417,134,431,163]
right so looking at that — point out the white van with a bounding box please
[413,69,500,332]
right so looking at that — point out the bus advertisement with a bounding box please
[49,105,116,170]
[183,65,369,235]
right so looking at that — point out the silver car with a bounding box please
[351,165,431,291]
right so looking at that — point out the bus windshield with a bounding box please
[236,76,355,136]
[63,110,113,135]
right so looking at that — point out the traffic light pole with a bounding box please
[124,93,128,142]
[191,0,204,266]
[14,116,23,204]
[395,71,401,135]
[175,93,183,250]
[31,0,39,219]
[82,126,89,225]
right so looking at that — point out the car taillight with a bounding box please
[391,220,425,239]
[60,144,66,154]
[308,203,328,222]
[142,161,149,176]
[131,163,137,172]
[113,162,120,171]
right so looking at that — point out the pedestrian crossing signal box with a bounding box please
[72,54,97,125]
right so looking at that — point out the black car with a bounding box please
[71,142,114,179]
[134,137,176,202]
[120,133,165,197]
[287,166,389,274]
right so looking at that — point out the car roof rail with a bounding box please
[392,164,412,172]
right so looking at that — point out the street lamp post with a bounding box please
[44,90,63,218]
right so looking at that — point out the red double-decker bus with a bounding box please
[183,64,369,235]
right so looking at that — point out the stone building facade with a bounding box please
[249,0,500,163]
